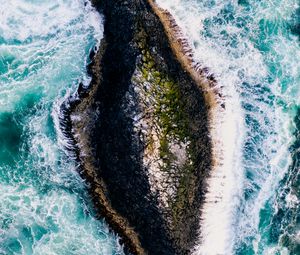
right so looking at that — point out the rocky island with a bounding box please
[62,0,217,254]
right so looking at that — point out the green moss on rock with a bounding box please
[132,36,199,226]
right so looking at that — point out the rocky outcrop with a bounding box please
[68,0,213,254]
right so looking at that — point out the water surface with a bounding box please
[0,0,124,254]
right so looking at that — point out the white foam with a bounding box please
[0,184,123,255]
[0,0,103,42]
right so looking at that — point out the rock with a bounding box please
[68,0,213,254]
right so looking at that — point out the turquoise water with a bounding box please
[156,0,300,254]
[0,0,124,254]
[2,0,299,254]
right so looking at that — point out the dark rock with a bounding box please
[66,0,213,254]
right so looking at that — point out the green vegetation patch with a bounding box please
[133,35,198,225]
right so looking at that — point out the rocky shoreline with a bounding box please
[63,0,214,254]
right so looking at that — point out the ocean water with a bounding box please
[2,0,299,254]
[156,0,300,254]
[0,0,124,254]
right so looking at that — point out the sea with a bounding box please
[1,0,299,254]
[0,0,124,254]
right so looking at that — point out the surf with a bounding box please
[0,0,124,254]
